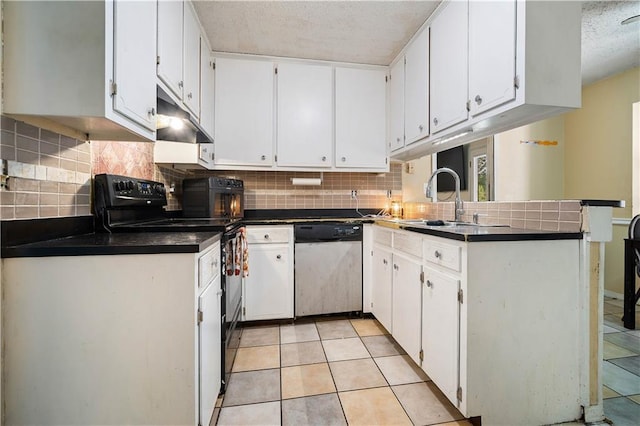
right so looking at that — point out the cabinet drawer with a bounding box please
[423,239,461,272]
[246,226,291,244]
[394,232,422,258]
[373,226,393,246]
[199,243,221,288]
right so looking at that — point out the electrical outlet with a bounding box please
[351,190,357,199]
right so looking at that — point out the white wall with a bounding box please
[494,115,565,201]
[401,155,432,202]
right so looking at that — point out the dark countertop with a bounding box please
[2,232,221,258]
[376,220,583,242]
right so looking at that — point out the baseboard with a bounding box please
[604,289,624,300]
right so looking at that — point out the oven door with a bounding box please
[220,225,244,391]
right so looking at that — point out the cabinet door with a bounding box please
[199,278,222,426]
[404,28,429,144]
[243,244,293,320]
[388,59,405,152]
[157,0,183,99]
[112,0,157,131]
[276,63,333,167]
[214,57,274,166]
[469,0,516,116]
[422,266,460,406]
[200,40,215,139]
[430,1,469,133]
[372,246,393,333]
[392,254,423,365]
[183,2,201,117]
[335,67,387,169]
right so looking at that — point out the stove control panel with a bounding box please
[94,174,167,208]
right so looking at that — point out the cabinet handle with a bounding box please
[433,117,438,126]
[396,137,401,143]
[264,234,270,240]
[393,264,399,270]
[322,156,326,162]
[426,280,433,288]
[276,254,282,260]
[178,81,184,88]
[341,157,346,162]
[434,250,442,259]
[383,259,388,265]
[419,124,424,132]
[148,107,156,117]
[187,92,193,100]
[261,155,266,161]
[475,95,483,105]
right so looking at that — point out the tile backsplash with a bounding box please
[403,200,583,232]
[191,164,403,211]
[0,116,92,219]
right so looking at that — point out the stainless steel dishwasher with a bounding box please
[294,223,363,317]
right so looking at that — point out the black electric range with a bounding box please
[93,173,244,393]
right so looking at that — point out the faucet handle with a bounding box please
[472,212,487,224]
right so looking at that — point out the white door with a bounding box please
[389,59,405,152]
[392,253,423,365]
[199,279,222,426]
[276,63,333,167]
[157,0,183,99]
[183,2,201,117]
[404,27,429,144]
[372,246,393,333]
[430,0,469,133]
[422,266,460,406]
[244,244,293,321]
[469,0,517,116]
[199,40,215,139]
[112,0,157,131]
[335,67,387,169]
[214,57,274,166]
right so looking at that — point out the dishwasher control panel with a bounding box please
[294,223,363,243]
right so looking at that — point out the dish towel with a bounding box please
[226,238,235,276]
[235,227,249,277]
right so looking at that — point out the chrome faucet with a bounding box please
[425,167,464,223]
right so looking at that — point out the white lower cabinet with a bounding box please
[243,226,294,321]
[421,265,460,405]
[391,251,423,365]
[198,265,222,426]
[371,225,584,425]
[2,241,222,425]
[371,245,393,333]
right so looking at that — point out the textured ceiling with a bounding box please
[193,0,440,65]
[193,0,640,84]
[581,1,640,85]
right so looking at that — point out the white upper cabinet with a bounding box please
[404,28,430,144]
[157,0,202,118]
[430,0,469,133]
[112,0,158,131]
[211,55,387,172]
[183,2,201,116]
[214,57,274,167]
[276,63,333,167]
[3,0,156,141]
[199,37,215,139]
[157,0,184,99]
[468,0,516,117]
[335,67,387,169]
[392,0,580,160]
[389,59,405,152]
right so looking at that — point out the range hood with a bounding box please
[156,86,213,144]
